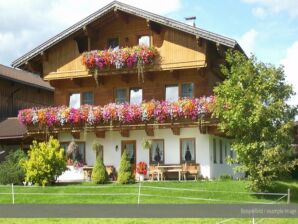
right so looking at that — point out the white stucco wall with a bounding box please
[58,128,237,179]
[209,136,243,179]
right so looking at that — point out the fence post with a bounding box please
[11,183,15,205]
[287,188,290,204]
[137,181,141,205]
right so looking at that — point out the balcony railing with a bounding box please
[18,97,215,130]
[82,45,158,83]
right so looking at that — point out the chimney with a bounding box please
[185,16,197,27]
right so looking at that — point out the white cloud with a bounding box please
[280,41,298,106]
[238,29,258,54]
[243,0,298,17]
[0,0,181,66]
[252,7,267,18]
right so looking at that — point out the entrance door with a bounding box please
[121,140,136,167]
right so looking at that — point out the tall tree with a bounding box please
[213,50,297,191]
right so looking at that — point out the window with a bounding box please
[60,142,86,163]
[180,138,196,163]
[150,139,164,164]
[181,83,194,98]
[75,36,88,53]
[69,93,80,109]
[165,85,179,102]
[230,145,234,159]
[138,35,150,46]
[130,88,143,104]
[219,140,223,164]
[213,138,217,164]
[82,92,94,105]
[115,88,128,103]
[108,37,119,50]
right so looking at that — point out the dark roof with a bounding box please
[0,117,27,140]
[12,1,242,68]
[0,64,54,91]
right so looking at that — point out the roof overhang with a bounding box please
[11,1,241,68]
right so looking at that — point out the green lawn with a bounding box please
[0,180,296,204]
[0,180,297,223]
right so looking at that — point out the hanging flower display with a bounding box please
[82,45,158,83]
[18,96,215,128]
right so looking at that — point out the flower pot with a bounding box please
[138,174,145,182]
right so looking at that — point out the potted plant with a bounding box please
[136,161,147,181]
[141,139,152,150]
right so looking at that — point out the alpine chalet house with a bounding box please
[13,1,244,179]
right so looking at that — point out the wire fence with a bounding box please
[0,182,291,205]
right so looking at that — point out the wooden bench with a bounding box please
[182,163,200,180]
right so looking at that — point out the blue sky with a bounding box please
[0,0,297,104]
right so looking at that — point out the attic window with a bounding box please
[138,36,150,46]
[108,38,119,50]
[75,36,88,53]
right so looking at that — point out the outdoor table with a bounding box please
[156,165,183,181]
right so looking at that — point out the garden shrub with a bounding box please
[117,150,134,184]
[92,157,107,184]
[219,174,233,181]
[22,137,67,186]
[0,149,26,185]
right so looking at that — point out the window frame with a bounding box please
[219,139,223,164]
[82,91,94,105]
[129,87,143,104]
[165,84,179,102]
[137,35,151,47]
[107,37,120,50]
[60,141,86,164]
[180,82,194,98]
[213,138,217,164]
[114,87,129,103]
[69,91,94,107]
[149,139,165,165]
[114,87,143,104]
[180,138,196,164]
[69,92,81,109]
[164,82,195,101]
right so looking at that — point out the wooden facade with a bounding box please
[22,11,222,107]
[0,77,53,122]
[41,13,207,81]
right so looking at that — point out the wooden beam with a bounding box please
[170,70,179,80]
[95,130,105,138]
[171,126,180,135]
[121,74,130,83]
[146,72,154,82]
[196,35,202,47]
[83,26,96,38]
[40,51,48,62]
[71,131,80,139]
[198,124,207,134]
[70,78,82,87]
[145,125,154,136]
[147,20,162,34]
[120,129,130,138]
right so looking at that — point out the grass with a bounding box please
[0,180,295,204]
[0,180,297,223]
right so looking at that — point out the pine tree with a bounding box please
[91,157,107,184]
[117,150,134,184]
